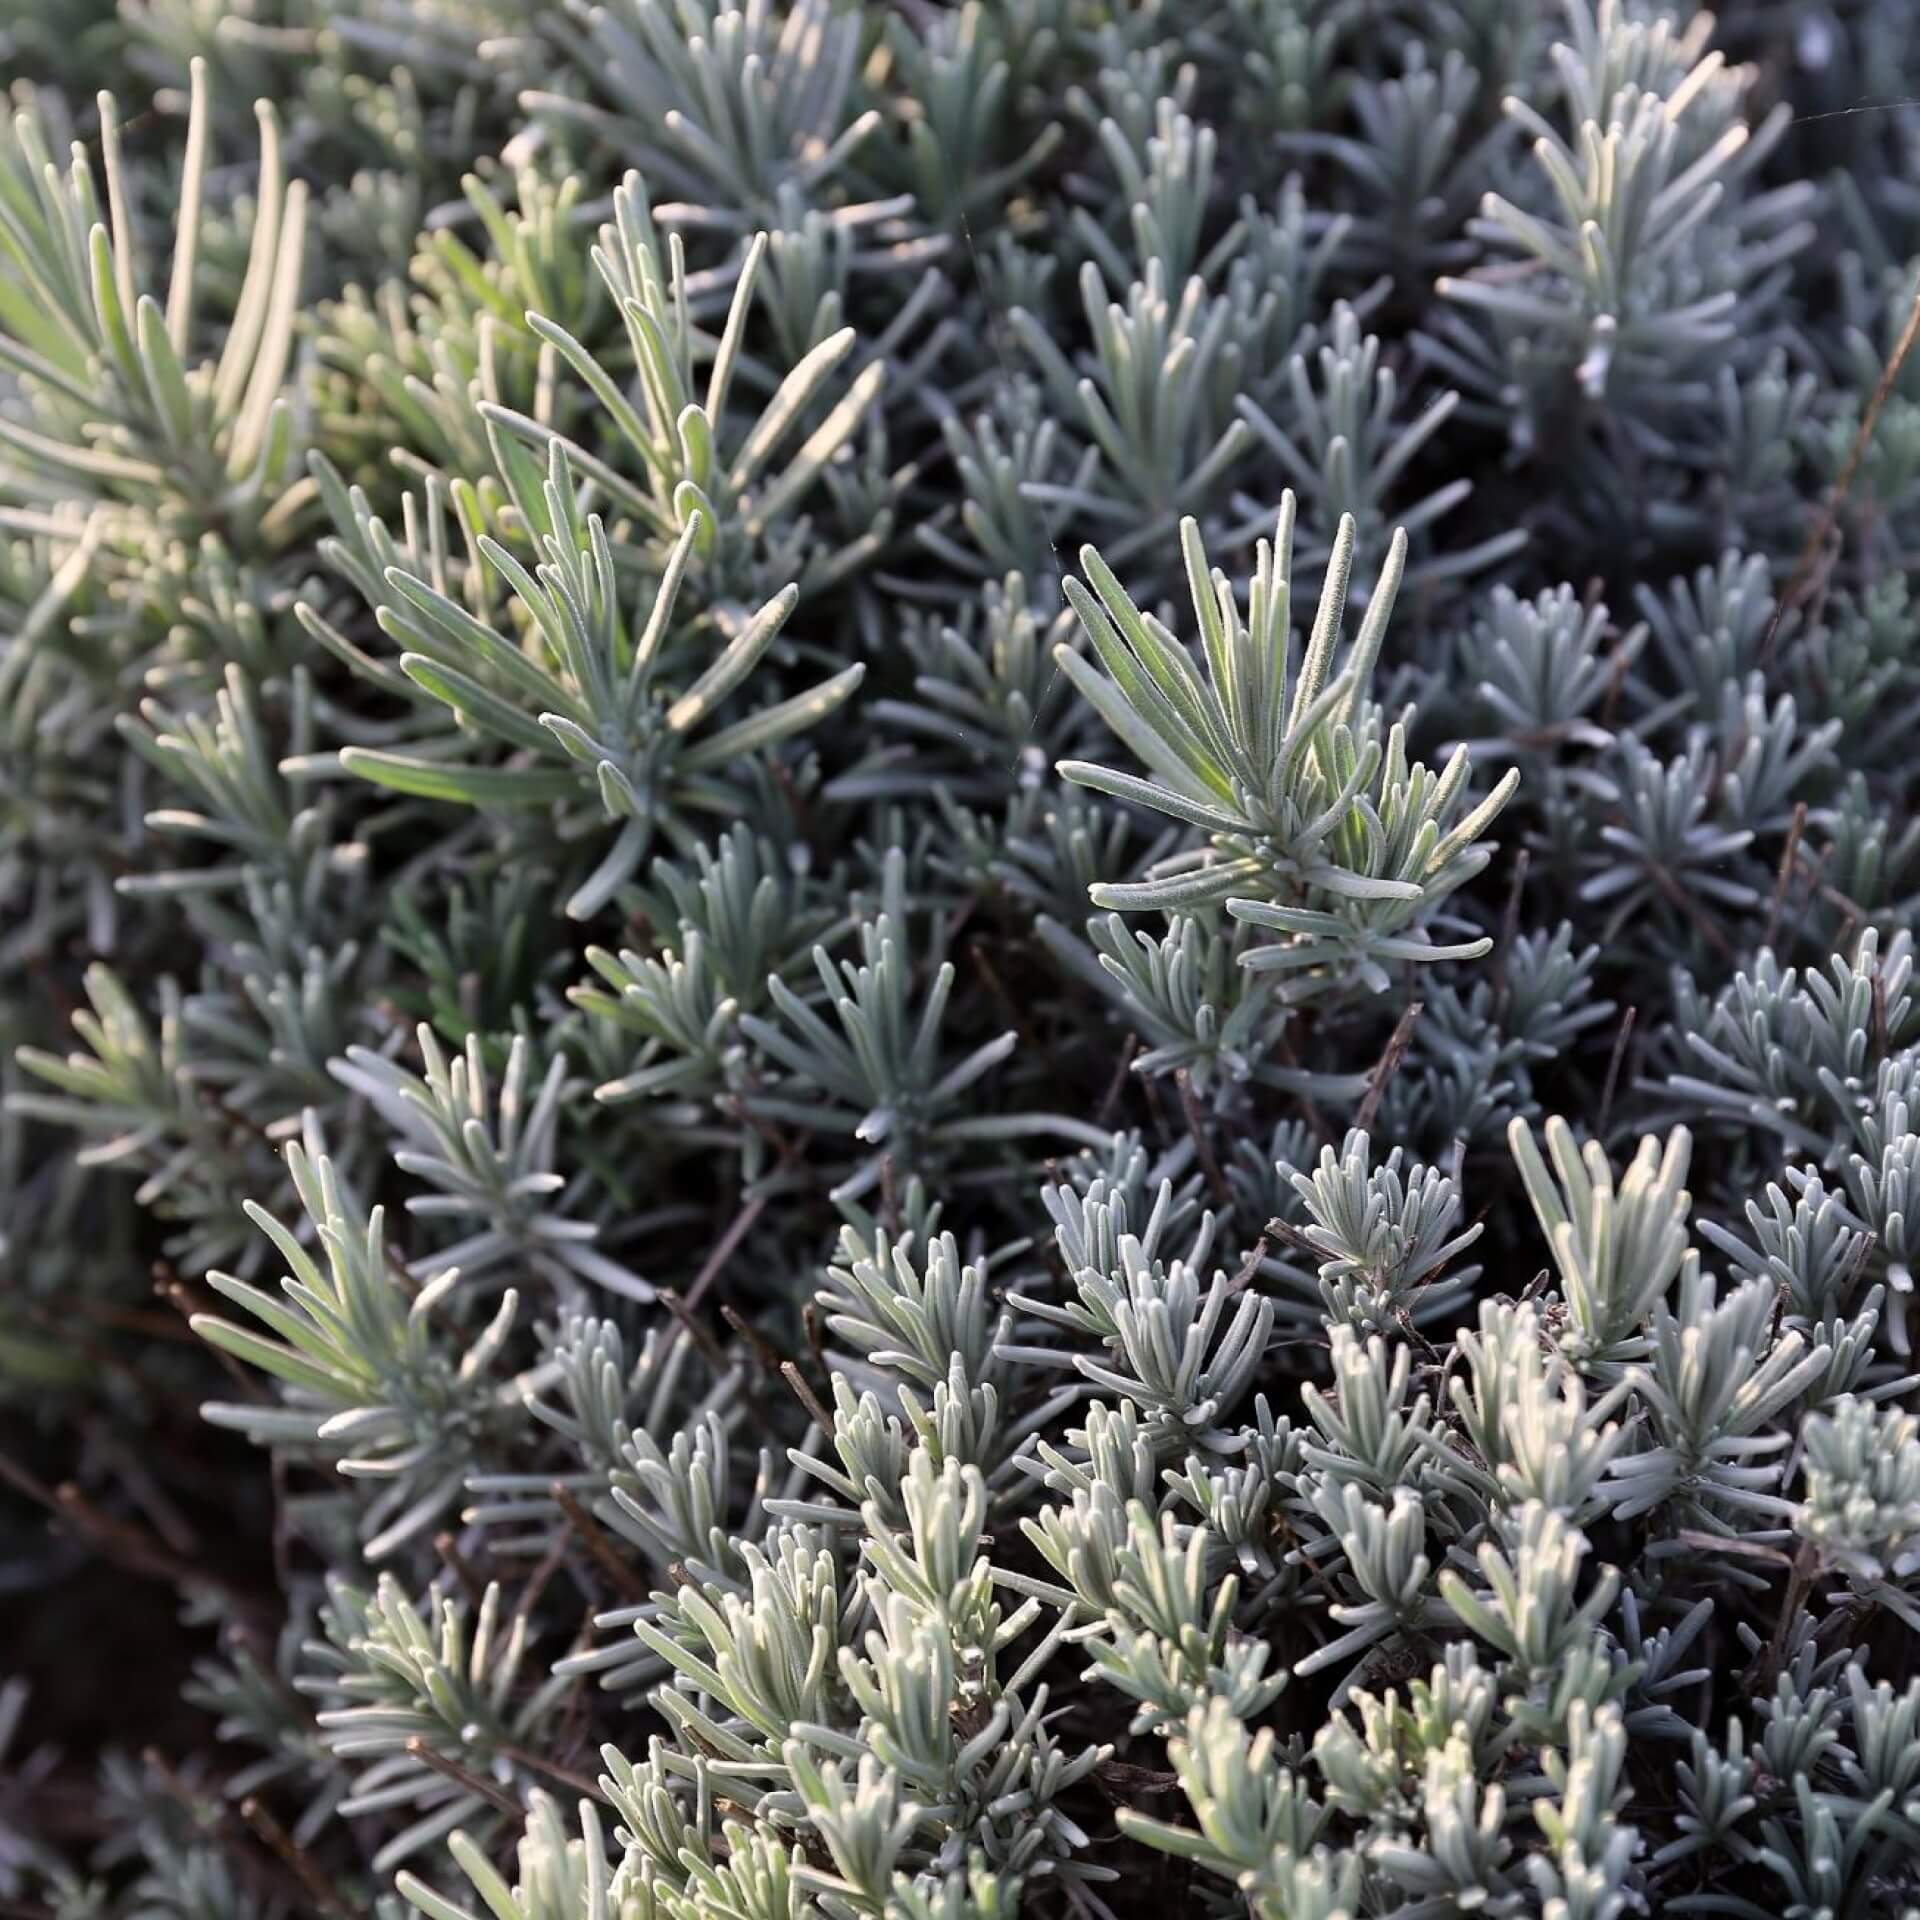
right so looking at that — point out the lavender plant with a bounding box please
[7,2,1920,1917]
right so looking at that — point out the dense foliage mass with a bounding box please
[10,0,1920,1913]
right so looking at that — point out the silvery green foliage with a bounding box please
[1008,1172,1271,1456]
[1233,302,1525,585]
[332,1026,653,1300]
[9,1,1920,1918]
[1431,0,1815,479]
[1797,1397,1920,1626]
[328,448,855,920]
[1054,502,1518,993]
[292,1574,570,1883]
[1507,1114,1695,1375]
[0,61,307,526]
[191,1141,529,1559]
[738,845,1110,1201]
[394,1795,639,1920]
[1284,1128,1483,1334]
[1057,907,1276,1091]
[526,0,878,225]
[1010,256,1255,560]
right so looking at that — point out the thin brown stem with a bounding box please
[1356,1001,1422,1135]
[552,1482,650,1605]
[1174,1068,1229,1206]
[42,1477,244,1599]
[970,940,1039,1054]
[238,1798,358,1920]
[659,1288,732,1376]
[685,1190,767,1310]
[403,1739,524,1819]
[497,1742,608,1804]
[1491,849,1530,1010]
[780,1360,834,1434]
[802,1300,829,1384]
[719,1302,783,1378]
[1597,1005,1637,1142]
[434,1531,490,1609]
[1762,273,1920,666]
[1746,1542,1822,1696]
[155,1261,259,1399]
[1229,1231,1270,1294]
[1096,1032,1140,1128]
[512,1521,571,1631]
[1764,802,1807,952]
